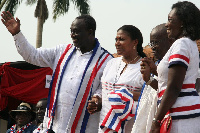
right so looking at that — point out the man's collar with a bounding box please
[76,47,93,55]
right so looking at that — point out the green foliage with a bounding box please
[34,0,49,23]
[1,0,90,21]
[26,0,37,5]
[52,0,90,21]
[4,0,23,16]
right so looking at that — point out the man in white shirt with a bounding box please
[1,11,113,133]
[33,98,48,133]
[133,23,173,133]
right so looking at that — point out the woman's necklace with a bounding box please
[114,56,138,86]
[113,56,141,89]
[123,55,139,64]
[10,122,32,133]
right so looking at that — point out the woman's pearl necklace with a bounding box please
[123,55,139,64]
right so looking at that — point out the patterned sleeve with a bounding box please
[168,38,191,70]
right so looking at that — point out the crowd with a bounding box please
[1,1,200,133]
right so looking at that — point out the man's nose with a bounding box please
[115,40,120,46]
[37,108,41,113]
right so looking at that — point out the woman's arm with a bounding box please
[132,91,141,101]
[150,65,186,133]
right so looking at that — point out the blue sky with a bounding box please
[0,0,200,63]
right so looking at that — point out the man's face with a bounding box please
[36,100,47,123]
[70,19,90,49]
[150,30,169,60]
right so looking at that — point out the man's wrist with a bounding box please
[12,30,21,36]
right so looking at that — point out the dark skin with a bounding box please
[88,29,142,114]
[71,19,102,115]
[1,11,101,116]
[15,112,32,130]
[70,18,95,54]
[1,11,96,54]
[150,24,172,61]
[71,19,102,114]
[165,8,183,40]
[71,18,102,114]
[140,57,158,90]
[115,29,141,100]
[36,100,47,125]
[141,24,173,91]
[151,65,186,133]
[150,8,185,133]
[87,95,102,114]
[1,11,20,35]
[115,30,140,64]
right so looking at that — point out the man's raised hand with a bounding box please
[1,11,20,36]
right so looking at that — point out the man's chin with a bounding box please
[116,52,122,56]
[74,43,81,48]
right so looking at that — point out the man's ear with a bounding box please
[88,29,93,35]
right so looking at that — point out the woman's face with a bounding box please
[165,8,183,40]
[115,30,136,57]
[15,112,31,127]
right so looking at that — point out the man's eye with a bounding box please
[168,19,173,22]
[119,38,124,41]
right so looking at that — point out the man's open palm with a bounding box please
[1,11,20,36]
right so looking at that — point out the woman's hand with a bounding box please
[150,121,161,133]
[1,11,21,36]
[87,95,102,114]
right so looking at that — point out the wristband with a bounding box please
[152,118,161,124]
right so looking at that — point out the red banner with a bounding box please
[0,63,52,111]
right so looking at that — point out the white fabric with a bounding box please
[198,54,200,78]
[170,117,200,133]
[33,123,47,133]
[131,85,157,133]
[100,87,134,133]
[14,31,112,133]
[157,37,200,127]
[100,57,144,133]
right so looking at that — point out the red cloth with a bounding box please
[0,63,52,111]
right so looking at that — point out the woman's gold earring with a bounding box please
[133,46,136,49]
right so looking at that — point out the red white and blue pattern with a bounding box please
[102,82,142,92]
[100,87,134,133]
[10,122,32,133]
[157,37,200,120]
[100,57,144,133]
[168,54,189,70]
[35,127,40,133]
[46,39,112,132]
